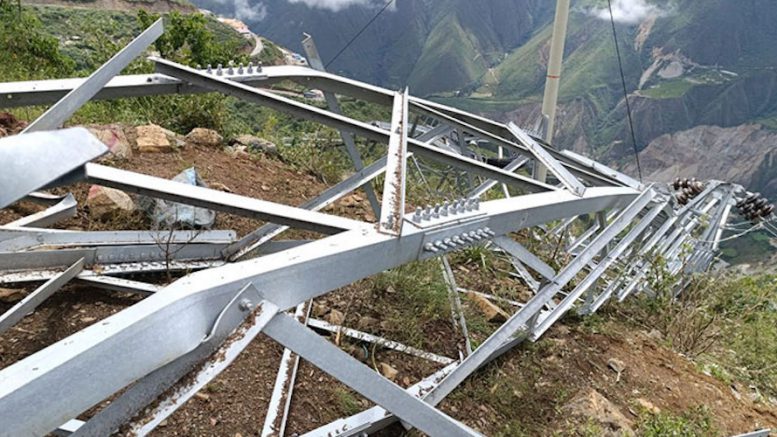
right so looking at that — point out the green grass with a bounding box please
[640,79,696,99]
[638,406,716,437]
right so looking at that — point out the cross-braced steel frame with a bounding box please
[0,21,762,437]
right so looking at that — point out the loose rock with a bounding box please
[135,124,173,153]
[379,362,399,380]
[186,128,223,148]
[467,292,509,323]
[562,389,634,435]
[86,124,131,160]
[327,309,345,326]
[86,185,135,219]
[0,288,27,303]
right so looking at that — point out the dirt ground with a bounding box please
[2,137,776,436]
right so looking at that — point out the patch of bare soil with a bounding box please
[438,319,777,436]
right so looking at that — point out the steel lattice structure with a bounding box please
[0,21,766,437]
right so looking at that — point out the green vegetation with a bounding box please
[638,406,716,437]
[640,79,696,99]
[622,271,777,398]
[0,1,75,80]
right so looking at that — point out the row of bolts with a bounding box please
[423,227,496,253]
[672,177,705,205]
[412,198,480,222]
[202,61,262,76]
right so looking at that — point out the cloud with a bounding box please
[590,0,666,24]
[234,0,267,21]
[286,0,394,12]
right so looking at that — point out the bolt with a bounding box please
[444,237,454,247]
[432,204,441,219]
[422,205,432,220]
[435,240,448,250]
[247,62,255,73]
[206,64,212,74]
[461,233,474,243]
[452,236,465,245]
[239,298,253,312]
[216,64,223,75]
[238,63,244,74]
[424,242,438,253]
[227,65,235,75]
[469,231,481,241]
[413,207,422,221]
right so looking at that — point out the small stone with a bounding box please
[312,303,329,318]
[86,185,135,220]
[0,288,26,303]
[230,134,277,155]
[647,329,663,341]
[80,317,97,323]
[379,362,399,380]
[608,358,626,374]
[634,398,660,414]
[357,316,379,332]
[467,292,509,323]
[186,128,223,148]
[209,417,218,426]
[327,309,345,326]
[195,392,210,402]
[210,182,232,193]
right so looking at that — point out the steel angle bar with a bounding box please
[225,155,390,260]
[441,256,473,355]
[566,209,619,252]
[504,259,541,293]
[301,362,459,437]
[0,259,84,335]
[3,193,77,229]
[76,274,161,295]
[152,58,556,194]
[301,34,382,216]
[126,292,279,435]
[262,302,309,437]
[23,19,163,133]
[507,122,585,196]
[84,163,364,235]
[263,313,481,437]
[307,318,455,365]
[0,242,226,271]
[560,149,643,190]
[379,89,409,235]
[412,188,653,414]
[0,69,270,108]
[23,192,70,207]
[0,260,223,285]
[0,229,235,252]
[535,201,666,331]
[493,236,555,281]
[0,128,108,209]
[75,285,278,437]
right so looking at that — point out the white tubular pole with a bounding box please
[537,0,571,183]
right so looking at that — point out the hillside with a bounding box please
[192,0,777,210]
